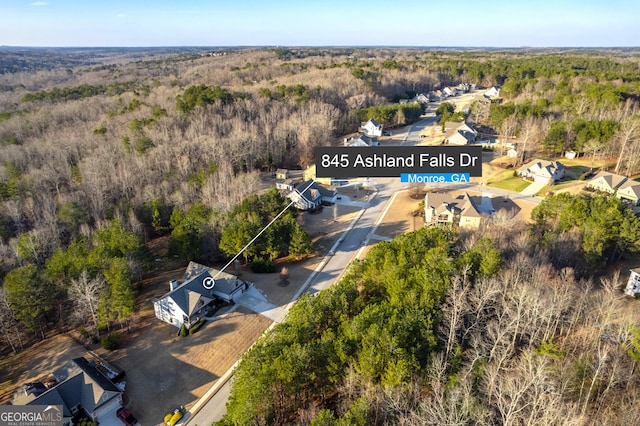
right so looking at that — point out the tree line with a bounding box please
[217,203,640,425]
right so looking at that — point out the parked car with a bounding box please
[116,407,137,426]
[164,406,185,426]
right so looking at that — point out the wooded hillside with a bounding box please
[218,210,640,425]
[1,47,640,358]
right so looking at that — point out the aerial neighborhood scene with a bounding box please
[2,1,640,425]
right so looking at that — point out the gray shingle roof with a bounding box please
[589,171,628,191]
[183,261,248,302]
[28,357,121,417]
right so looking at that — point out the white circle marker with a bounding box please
[203,277,215,290]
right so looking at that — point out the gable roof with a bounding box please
[297,180,336,199]
[460,193,481,218]
[348,139,370,147]
[425,193,461,215]
[360,118,381,129]
[182,261,245,302]
[28,357,121,416]
[588,171,628,191]
[425,192,483,220]
[517,159,564,177]
[354,134,378,146]
[618,179,640,199]
[448,131,474,145]
[444,121,477,143]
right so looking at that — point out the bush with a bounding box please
[100,332,120,350]
[249,257,276,273]
[179,324,188,337]
[78,326,90,339]
[189,317,206,335]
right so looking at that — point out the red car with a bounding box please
[117,407,138,426]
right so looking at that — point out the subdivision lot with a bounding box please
[105,305,272,426]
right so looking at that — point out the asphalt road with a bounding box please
[184,379,229,426]
[305,177,398,294]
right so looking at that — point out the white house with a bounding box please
[428,90,446,102]
[359,118,383,137]
[586,171,628,194]
[625,268,640,296]
[286,180,337,210]
[345,134,378,147]
[456,83,472,94]
[412,93,430,104]
[617,180,640,206]
[424,192,482,230]
[276,178,297,191]
[153,261,250,329]
[516,159,565,185]
[484,86,501,99]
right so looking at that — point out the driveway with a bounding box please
[520,181,547,196]
[235,285,287,323]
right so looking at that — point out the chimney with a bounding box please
[169,279,179,291]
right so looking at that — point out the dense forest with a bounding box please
[1,47,640,395]
[218,197,640,425]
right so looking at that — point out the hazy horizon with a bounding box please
[1,0,638,48]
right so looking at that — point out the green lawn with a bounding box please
[487,169,532,192]
[563,165,592,181]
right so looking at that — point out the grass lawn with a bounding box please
[486,169,532,192]
[563,165,592,180]
[547,180,580,192]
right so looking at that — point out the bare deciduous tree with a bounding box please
[0,287,24,353]
[68,270,105,329]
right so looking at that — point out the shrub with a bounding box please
[78,326,90,339]
[179,324,188,337]
[249,257,276,273]
[189,318,206,335]
[100,332,120,350]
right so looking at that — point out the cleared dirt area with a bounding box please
[373,191,423,240]
[105,305,271,425]
[0,334,89,405]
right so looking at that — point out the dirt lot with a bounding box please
[106,305,271,425]
[0,334,89,405]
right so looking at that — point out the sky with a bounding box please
[0,0,638,48]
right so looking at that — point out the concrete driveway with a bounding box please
[520,181,547,196]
